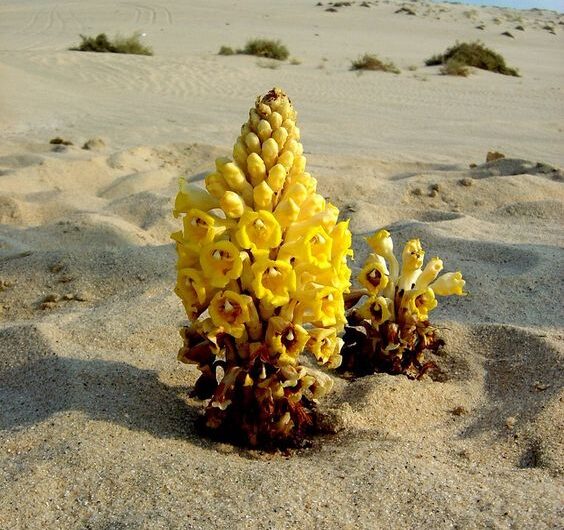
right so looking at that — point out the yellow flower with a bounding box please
[359,255,389,294]
[279,226,332,269]
[235,210,282,252]
[182,208,229,246]
[405,287,437,320]
[265,316,309,366]
[414,257,443,291]
[209,290,256,339]
[174,181,218,217]
[430,272,466,296]
[297,285,345,329]
[292,172,317,196]
[402,238,424,271]
[367,229,399,281]
[200,240,243,288]
[297,193,324,220]
[358,295,392,325]
[175,268,210,318]
[303,367,334,401]
[282,182,308,206]
[205,172,229,199]
[251,258,296,307]
[331,220,354,263]
[307,328,343,368]
[285,208,338,242]
[171,231,199,269]
[399,238,425,291]
[273,198,300,228]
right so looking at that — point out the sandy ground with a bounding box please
[1,1,563,529]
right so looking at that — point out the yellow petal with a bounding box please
[415,257,444,291]
[209,290,253,339]
[251,258,296,307]
[200,240,243,288]
[358,295,392,325]
[174,181,218,217]
[359,255,389,295]
[205,172,229,199]
[220,191,246,218]
[307,328,343,368]
[273,198,300,228]
[235,210,281,252]
[430,271,466,296]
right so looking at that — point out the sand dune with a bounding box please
[1,0,563,528]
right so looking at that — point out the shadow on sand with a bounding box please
[0,354,200,441]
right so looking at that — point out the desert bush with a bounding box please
[425,41,519,76]
[351,53,400,73]
[239,39,289,60]
[218,45,234,55]
[71,32,152,55]
[440,59,470,77]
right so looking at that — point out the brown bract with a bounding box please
[339,307,442,379]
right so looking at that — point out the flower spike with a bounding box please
[172,88,352,448]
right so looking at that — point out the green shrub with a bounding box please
[350,53,400,74]
[238,39,289,60]
[425,41,519,76]
[218,45,234,56]
[440,59,470,77]
[71,32,152,55]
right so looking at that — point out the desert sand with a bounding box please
[0,0,563,528]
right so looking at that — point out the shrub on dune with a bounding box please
[425,41,519,76]
[71,32,153,56]
[238,39,290,60]
[440,59,471,77]
[350,53,400,74]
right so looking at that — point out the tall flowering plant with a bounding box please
[172,88,352,447]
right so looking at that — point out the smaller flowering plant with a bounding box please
[340,230,466,378]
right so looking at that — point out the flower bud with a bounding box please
[247,152,266,186]
[220,191,245,218]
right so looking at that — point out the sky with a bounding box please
[441,0,564,11]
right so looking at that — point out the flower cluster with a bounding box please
[340,230,465,378]
[173,88,352,447]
